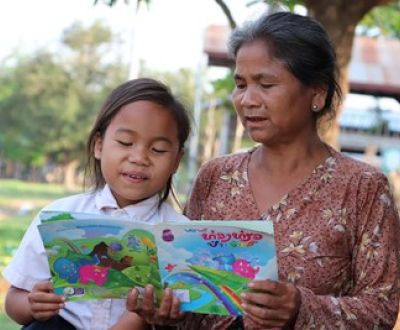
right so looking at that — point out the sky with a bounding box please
[0,0,266,73]
[1,0,399,110]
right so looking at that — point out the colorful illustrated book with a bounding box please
[38,210,277,316]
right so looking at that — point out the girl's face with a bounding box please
[232,40,325,147]
[94,101,184,208]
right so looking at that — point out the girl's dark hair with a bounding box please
[85,77,192,207]
[227,11,342,127]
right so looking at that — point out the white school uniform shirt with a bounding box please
[2,184,189,330]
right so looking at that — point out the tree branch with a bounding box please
[214,0,237,29]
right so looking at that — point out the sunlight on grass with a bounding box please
[0,179,84,209]
[0,179,80,328]
[0,313,19,330]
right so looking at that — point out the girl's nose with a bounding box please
[127,147,149,166]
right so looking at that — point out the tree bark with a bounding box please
[232,116,245,153]
[304,0,393,148]
[202,100,218,164]
[63,159,79,189]
[214,0,237,29]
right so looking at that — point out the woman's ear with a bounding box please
[311,85,328,111]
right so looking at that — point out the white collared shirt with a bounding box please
[2,185,188,330]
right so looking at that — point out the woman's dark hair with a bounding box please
[85,77,192,207]
[227,11,342,126]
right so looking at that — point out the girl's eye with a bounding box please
[152,148,168,154]
[117,140,131,146]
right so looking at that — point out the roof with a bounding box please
[349,37,400,98]
[203,25,400,100]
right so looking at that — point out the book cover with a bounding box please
[38,210,277,316]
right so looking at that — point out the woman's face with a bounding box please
[232,40,323,147]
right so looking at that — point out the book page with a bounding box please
[38,211,163,302]
[154,221,277,315]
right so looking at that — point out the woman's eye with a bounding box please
[235,82,246,89]
[117,140,131,146]
[261,83,274,89]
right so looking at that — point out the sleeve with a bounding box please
[2,212,51,291]
[290,172,400,329]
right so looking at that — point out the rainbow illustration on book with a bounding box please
[155,223,277,315]
[164,268,244,315]
[38,210,277,316]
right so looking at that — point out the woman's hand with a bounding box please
[126,285,186,326]
[27,281,66,322]
[241,279,301,328]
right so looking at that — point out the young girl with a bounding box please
[2,78,192,330]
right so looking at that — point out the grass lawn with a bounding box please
[0,179,80,329]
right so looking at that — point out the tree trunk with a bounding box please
[219,107,231,155]
[5,160,14,178]
[232,116,245,153]
[202,100,218,164]
[304,0,391,149]
[63,159,79,189]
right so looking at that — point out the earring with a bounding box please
[312,104,318,111]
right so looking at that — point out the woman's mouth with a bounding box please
[246,116,267,123]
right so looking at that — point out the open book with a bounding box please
[38,210,277,316]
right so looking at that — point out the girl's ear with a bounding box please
[173,149,185,174]
[94,134,103,160]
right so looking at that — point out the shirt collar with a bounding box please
[96,184,160,222]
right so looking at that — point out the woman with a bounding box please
[127,11,400,329]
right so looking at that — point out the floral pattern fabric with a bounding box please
[182,146,400,330]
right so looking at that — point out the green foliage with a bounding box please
[140,64,195,110]
[359,4,400,38]
[249,0,302,12]
[93,0,151,10]
[62,21,113,51]
[0,20,128,175]
[212,69,235,106]
[0,179,79,327]
[0,50,77,164]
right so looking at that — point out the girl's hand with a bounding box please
[126,285,186,326]
[241,279,301,328]
[27,281,66,322]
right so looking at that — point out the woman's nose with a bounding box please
[241,87,260,107]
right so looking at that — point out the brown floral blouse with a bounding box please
[182,145,400,330]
